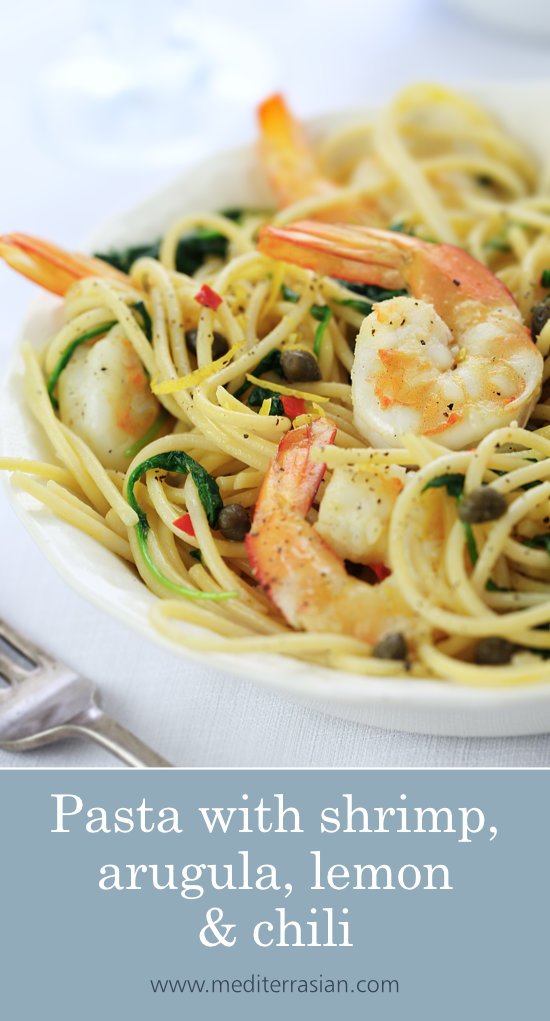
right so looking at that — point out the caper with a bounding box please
[372,631,408,661]
[531,298,550,338]
[458,487,507,524]
[474,636,516,666]
[280,349,322,383]
[216,503,251,541]
[185,328,228,360]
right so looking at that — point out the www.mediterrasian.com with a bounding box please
[149,974,399,995]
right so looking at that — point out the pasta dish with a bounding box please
[2,83,550,688]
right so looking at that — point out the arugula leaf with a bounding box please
[541,269,550,289]
[389,220,416,235]
[336,280,408,303]
[492,467,541,492]
[247,386,284,415]
[232,349,283,400]
[462,522,478,565]
[422,473,466,499]
[422,473,479,563]
[131,300,153,341]
[253,348,283,377]
[485,578,509,592]
[311,305,332,356]
[126,451,233,601]
[127,450,223,529]
[281,284,300,302]
[97,227,229,278]
[220,208,244,222]
[483,237,511,253]
[521,533,550,555]
[95,241,159,273]
[337,297,373,316]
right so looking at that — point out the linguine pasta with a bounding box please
[3,83,550,687]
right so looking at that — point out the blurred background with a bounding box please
[1,0,549,323]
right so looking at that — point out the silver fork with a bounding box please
[0,618,171,767]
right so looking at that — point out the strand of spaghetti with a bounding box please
[146,476,248,559]
[214,283,316,388]
[504,539,550,573]
[127,513,199,600]
[209,389,291,438]
[21,344,109,513]
[390,453,550,635]
[132,256,192,376]
[331,654,426,677]
[472,481,550,593]
[185,563,285,633]
[147,285,192,420]
[372,104,457,244]
[182,475,258,606]
[243,279,271,349]
[191,392,277,471]
[58,423,138,527]
[0,458,76,487]
[78,278,156,375]
[151,601,372,656]
[420,155,527,198]
[272,186,376,227]
[419,642,550,687]
[159,211,253,271]
[217,468,264,493]
[44,307,119,375]
[105,508,131,539]
[11,473,133,561]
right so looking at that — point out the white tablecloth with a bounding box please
[2,0,550,766]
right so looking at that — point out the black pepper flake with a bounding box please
[452,279,461,287]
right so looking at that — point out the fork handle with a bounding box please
[74,712,172,767]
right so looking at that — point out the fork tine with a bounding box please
[0,619,46,679]
[0,652,28,685]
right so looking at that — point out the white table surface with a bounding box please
[2,0,550,767]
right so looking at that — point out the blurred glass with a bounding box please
[36,0,276,168]
[448,0,550,38]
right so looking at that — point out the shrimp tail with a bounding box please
[246,418,337,598]
[257,94,335,208]
[258,220,408,289]
[0,233,129,295]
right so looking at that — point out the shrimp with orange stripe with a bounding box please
[0,233,164,470]
[258,219,543,449]
[245,418,421,651]
[258,94,384,225]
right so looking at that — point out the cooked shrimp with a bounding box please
[0,233,128,295]
[315,464,406,565]
[258,94,335,208]
[258,95,382,224]
[258,220,543,448]
[57,328,163,471]
[245,418,418,647]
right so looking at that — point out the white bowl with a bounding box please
[3,80,550,738]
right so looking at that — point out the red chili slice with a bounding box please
[281,395,306,418]
[369,562,391,582]
[173,513,195,536]
[194,284,223,310]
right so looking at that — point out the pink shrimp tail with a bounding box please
[0,233,129,295]
[246,418,336,587]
